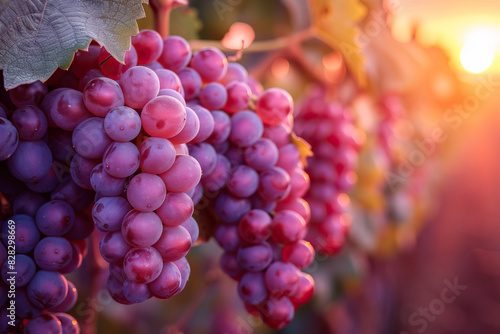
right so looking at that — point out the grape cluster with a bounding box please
[294,87,362,256]
[0,78,91,333]
[174,46,316,328]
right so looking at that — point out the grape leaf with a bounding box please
[0,0,148,89]
[309,0,367,86]
[291,132,313,166]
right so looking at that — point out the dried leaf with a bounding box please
[291,132,314,166]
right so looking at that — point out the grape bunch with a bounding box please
[294,87,363,256]
[0,79,92,332]
[174,47,316,328]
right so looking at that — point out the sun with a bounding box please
[460,29,496,73]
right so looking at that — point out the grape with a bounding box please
[99,231,132,265]
[156,69,182,92]
[238,272,267,305]
[1,215,40,253]
[8,80,48,108]
[174,143,189,155]
[23,314,62,334]
[157,36,192,72]
[262,123,291,148]
[0,118,19,160]
[123,247,163,283]
[121,210,163,247]
[50,89,92,131]
[237,242,273,271]
[181,217,199,245]
[59,243,84,274]
[70,154,99,189]
[12,190,47,217]
[72,117,113,159]
[101,106,142,143]
[178,67,202,101]
[107,275,131,304]
[71,45,101,78]
[282,241,314,269]
[173,257,191,291]
[139,137,176,174]
[132,29,164,65]
[264,261,300,297]
[229,110,263,147]
[286,168,310,200]
[276,144,301,174]
[109,264,127,282]
[35,200,75,236]
[126,173,166,212]
[34,237,73,271]
[157,192,194,227]
[157,88,186,105]
[89,163,127,196]
[208,110,231,144]
[11,105,48,141]
[159,155,201,193]
[102,141,140,178]
[7,140,52,182]
[54,313,80,334]
[82,77,124,117]
[227,165,259,198]
[51,177,94,211]
[214,224,242,252]
[215,193,251,224]
[188,142,217,175]
[275,198,311,223]
[219,62,248,85]
[48,281,78,312]
[270,210,306,244]
[120,66,160,108]
[169,106,200,144]
[258,167,291,202]
[47,128,75,163]
[256,88,293,126]
[99,46,138,80]
[219,251,244,280]
[123,279,151,303]
[64,212,94,241]
[1,254,36,287]
[141,96,187,138]
[27,270,68,309]
[190,105,215,143]
[201,154,231,192]
[15,288,43,319]
[199,82,228,111]
[190,47,228,82]
[78,68,105,92]
[238,209,272,243]
[92,196,131,232]
[149,261,181,299]
[260,296,294,329]
[153,225,191,262]
[243,138,278,171]
[224,81,251,114]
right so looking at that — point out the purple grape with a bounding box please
[215,193,251,224]
[256,88,293,126]
[102,141,140,178]
[214,224,241,252]
[157,36,192,72]
[10,105,48,141]
[189,105,214,143]
[224,81,251,113]
[244,138,279,171]
[155,69,182,92]
[8,81,48,108]
[126,173,166,212]
[123,279,151,303]
[169,106,200,144]
[70,153,99,189]
[25,165,61,193]
[157,192,194,227]
[173,257,191,292]
[260,296,294,329]
[121,210,163,247]
[139,137,176,174]
[0,118,19,161]
[34,237,73,271]
[207,110,231,144]
[35,200,75,236]
[123,247,163,283]
[27,270,68,309]
[238,272,268,305]
[47,128,75,163]
[219,62,248,86]
[264,261,300,297]
[12,191,47,217]
[153,225,191,262]
[237,241,273,272]
[107,274,131,304]
[157,88,186,105]
[92,196,131,232]
[2,215,40,253]
[99,46,138,81]
[141,96,187,138]
[282,240,315,269]
[132,29,164,65]
[23,314,63,334]
[181,217,199,245]
[1,254,36,287]
[270,210,306,244]
[48,280,78,312]
[82,76,124,117]
[54,313,80,334]
[104,106,141,142]
[59,242,84,273]
[120,66,160,109]
[220,251,244,280]
[50,89,92,130]
[72,117,113,159]
[178,67,202,101]
[199,82,228,110]
[229,110,263,148]
[188,142,217,175]
[190,47,228,82]
[227,165,259,198]
[99,231,132,265]
[90,163,127,197]
[148,261,181,300]
[238,209,272,244]
[159,155,201,193]
[7,140,52,182]
[51,177,94,211]
[258,167,291,202]
[201,154,231,192]
[15,287,43,319]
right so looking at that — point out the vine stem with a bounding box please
[150,0,183,38]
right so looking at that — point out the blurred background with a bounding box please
[67,0,500,333]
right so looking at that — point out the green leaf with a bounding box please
[0,0,148,89]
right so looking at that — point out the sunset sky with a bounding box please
[390,0,500,73]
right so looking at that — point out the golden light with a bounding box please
[271,58,290,79]
[460,29,496,73]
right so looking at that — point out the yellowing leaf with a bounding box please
[291,132,313,166]
[0,0,148,89]
[309,0,367,86]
